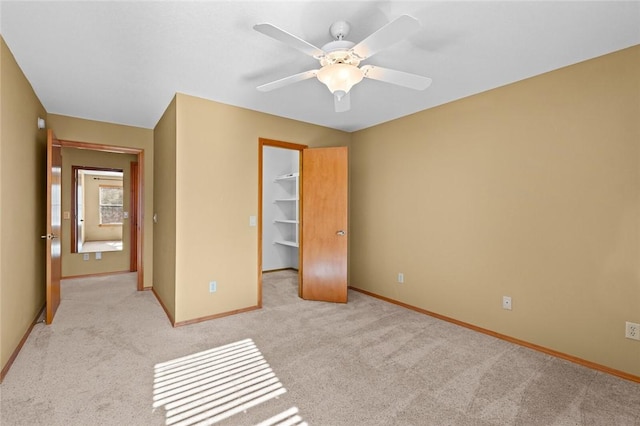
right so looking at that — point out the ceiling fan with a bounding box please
[254,15,432,112]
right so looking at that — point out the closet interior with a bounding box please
[262,146,300,272]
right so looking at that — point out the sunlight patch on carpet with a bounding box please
[153,338,303,425]
[256,407,308,426]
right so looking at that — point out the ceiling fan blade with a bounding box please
[257,70,319,92]
[351,15,420,60]
[334,92,351,113]
[254,23,325,58]
[361,65,432,90]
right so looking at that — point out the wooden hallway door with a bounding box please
[45,130,62,324]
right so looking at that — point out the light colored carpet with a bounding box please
[1,270,639,425]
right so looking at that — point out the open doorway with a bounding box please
[258,138,349,306]
[58,139,144,290]
[71,166,125,254]
[258,138,307,306]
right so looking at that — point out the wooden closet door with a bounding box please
[300,146,348,303]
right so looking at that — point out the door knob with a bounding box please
[336,230,346,236]
[40,234,57,240]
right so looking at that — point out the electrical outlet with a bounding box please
[209,281,217,293]
[397,273,404,283]
[502,296,512,310]
[83,253,89,261]
[625,322,640,340]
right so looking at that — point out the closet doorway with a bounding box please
[259,139,305,303]
[258,138,349,306]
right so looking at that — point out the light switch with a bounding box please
[95,252,102,260]
[123,211,129,219]
[63,211,71,220]
[249,216,257,227]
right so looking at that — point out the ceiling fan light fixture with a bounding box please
[317,64,363,95]
[254,15,430,112]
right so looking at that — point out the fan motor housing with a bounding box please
[319,40,360,66]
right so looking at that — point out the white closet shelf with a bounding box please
[274,240,299,248]
[274,173,299,181]
[271,169,299,248]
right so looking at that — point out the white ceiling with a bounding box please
[2,1,639,132]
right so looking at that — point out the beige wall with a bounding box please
[153,96,177,320]
[350,45,640,376]
[164,93,350,323]
[61,149,135,277]
[0,37,47,374]
[47,114,154,287]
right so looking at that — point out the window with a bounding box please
[99,185,123,225]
